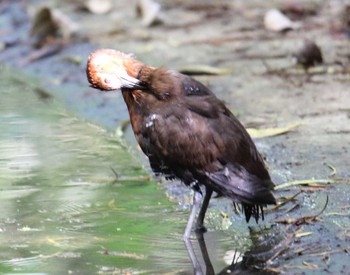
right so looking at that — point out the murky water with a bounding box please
[0,66,264,274]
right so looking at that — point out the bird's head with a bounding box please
[86,49,145,91]
[86,49,210,105]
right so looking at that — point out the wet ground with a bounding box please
[1,0,350,274]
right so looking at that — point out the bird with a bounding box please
[86,49,276,238]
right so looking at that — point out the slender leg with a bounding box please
[196,231,215,275]
[183,235,204,275]
[184,191,202,239]
[196,187,213,232]
[183,191,204,275]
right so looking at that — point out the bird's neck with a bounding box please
[121,89,149,136]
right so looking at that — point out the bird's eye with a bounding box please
[104,78,111,84]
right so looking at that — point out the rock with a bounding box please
[292,39,323,69]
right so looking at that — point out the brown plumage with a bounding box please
[86,49,276,237]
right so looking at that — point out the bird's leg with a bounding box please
[196,231,215,275]
[184,191,203,239]
[183,191,204,274]
[183,233,204,275]
[195,187,213,233]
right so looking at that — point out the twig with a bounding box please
[274,196,329,226]
[275,178,350,190]
[269,191,302,212]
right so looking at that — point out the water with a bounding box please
[0,66,262,274]
[0,66,179,274]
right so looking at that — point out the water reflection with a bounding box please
[185,225,291,275]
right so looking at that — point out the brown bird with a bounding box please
[86,49,276,238]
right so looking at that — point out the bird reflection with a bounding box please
[184,225,291,275]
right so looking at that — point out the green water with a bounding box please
[0,65,268,275]
[0,66,195,274]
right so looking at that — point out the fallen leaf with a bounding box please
[302,261,319,269]
[274,196,328,226]
[275,178,350,190]
[264,9,297,32]
[85,0,112,14]
[30,7,58,47]
[51,9,79,40]
[247,123,302,139]
[136,0,161,27]
[269,191,301,211]
[326,163,337,177]
[178,64,232,75]
[30,7,79,47]
[295,231,312,238]
[300,183,332,192]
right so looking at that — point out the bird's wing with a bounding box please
[206,164,275,204]
[141,94,275,206]
[180,74,215,97]
[184,96,276,219]
[142,95,263,174]
[140,97,222,171]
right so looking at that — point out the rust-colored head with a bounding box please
[86,49,144,90]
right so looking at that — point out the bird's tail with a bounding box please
[207,164,276,222]
[233,203,265,223]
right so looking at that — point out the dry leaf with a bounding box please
[264,9,297,32]
[30,7,58,46]
[247,123,302,139]
[30,7,79,47]
[275,178,350,190]
[295,231,313,238]
[85,0,112,15]
[178,64,232,76]
[270,191,301,211]
[326,163,337,177]
[51,9,79,39]
[136,0,161,27]
[302,261,319,269]
[274,196,328,226]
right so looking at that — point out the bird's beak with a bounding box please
[87,49,150,91]
[87,50,147,91]
[119,73,146,90]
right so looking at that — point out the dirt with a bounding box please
[1,0,350,273]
